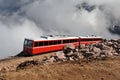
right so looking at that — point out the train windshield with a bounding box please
[24,39,33,47]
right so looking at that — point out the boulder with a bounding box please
[80,48,89,53]
[63,47,73,54]
[63,44,75,50]
[79,44,86,49]
[69,57,74,61]
[112,44,118,49]
[16,60,38,70]
[92,46,101,53]
[117,39,120,43]
[48,56,56,63]
[113,53,119,56]
[77,52,84,59]
[95,43,103,49]
[82,52,94,58]
[65,50,74,57]
[107,42,113,47]
[71,52,82,60]
[93,52,100,59]
[101,50,113,57]
[56,51,66,59]
[111,39,117,42]
[100,54,106,59]
[63,44,77,57]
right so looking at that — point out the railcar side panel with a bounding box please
[32,42,79,55]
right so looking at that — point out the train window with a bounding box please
[28,41,32,47]
[44,41,48,46]
[62,39,78,44]
[83,39,87,41]
[82,39,84,41]
[54,41,58,45]
[63,40,67,43]
[81,39,86,41]
[24,40,28,46]
[72,39,76,42]
[86,39,91,41]
[72,39,74,42]
[70,39,73,43]
[34,42,38,47]
[93,39,95,41]
[24,39,33,47]
[39,42,43,46]
[72,39,78,42]
[74,39,78,42]
[63,40,65,43]
[66,40,68,43]
[82,39,93,41]
[63,40,70,43]
[67,40,70,43]
[73,40,75,42]
[49,41,53,45]
[90,39,93,41]
[85,39,87,41]
[58,40,61,44]
[94,39,97,41]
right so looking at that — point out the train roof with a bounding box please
[25,35,102,41]
[25,35,78,41]
[79,35,102,38]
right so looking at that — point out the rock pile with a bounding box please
[42,39,120,64]
[16,59,39,71]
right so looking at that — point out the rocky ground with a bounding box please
[0,39,120,80]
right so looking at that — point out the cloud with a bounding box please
[0,15,42,58]
[21,0,120,36]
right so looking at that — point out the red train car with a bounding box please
[23,35,102,55]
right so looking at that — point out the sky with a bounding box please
[0,0,120,58]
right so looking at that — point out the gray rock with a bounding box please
[95,43,103,49]
[117,39,120,43]
[65,50,74,57]
[93,53,100,59]
[92,46,101,53]
[63,44,75,50]
[107,42,113,46]
[79,44,86,49]
[56,51,66,59]
[77,53,84,59]
[80,48,89,53]
[16,60,38,70]
[48,56,56,63]
[101,50,113,57]
[100,54,106,58]
[69,57,74,61]
[82,52,94,58]
[113,53,119,56]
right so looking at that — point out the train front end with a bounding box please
[23,39,34,55]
